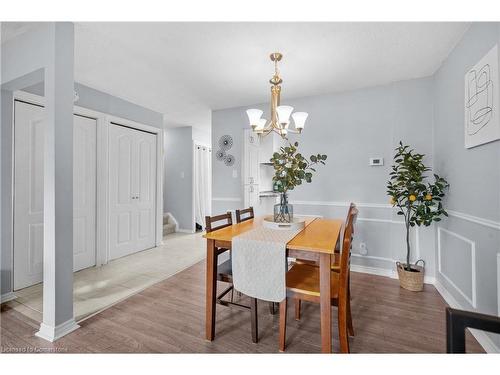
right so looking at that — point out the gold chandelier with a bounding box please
[246,52,308,138]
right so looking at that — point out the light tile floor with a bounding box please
[7,232,206,323]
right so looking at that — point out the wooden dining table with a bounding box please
[203,216,343,353]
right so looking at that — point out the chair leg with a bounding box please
[294,299,301,320]
[230,287,234,303]
[279,298,287,352]
[347,291,354,337]
[268,302,276,315]
[250,298,258,343]
[338,302,350,353]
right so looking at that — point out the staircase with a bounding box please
[163,213,176,236]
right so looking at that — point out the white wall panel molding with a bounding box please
[447,210,500,231]
[212,197,242,202]
[290,200,392,209]
[497,253,500,316]
[437,227,477,308]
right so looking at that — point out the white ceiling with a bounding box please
[3,22,469,130]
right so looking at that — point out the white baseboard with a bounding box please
[35,319,80,342]
[0,292,17,304]
[351,264,435,285]
[434,280,499,353]
[177,228,195,234]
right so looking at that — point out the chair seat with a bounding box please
[294,253,341,271]
[286,263,339,299]
[217,258,232,281]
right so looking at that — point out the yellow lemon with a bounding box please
[390,197,396,205]
[425,194,432,201]
[409,194,416,202]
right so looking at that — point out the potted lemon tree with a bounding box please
[387,142,449,291]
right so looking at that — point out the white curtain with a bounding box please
[194,144,212,228]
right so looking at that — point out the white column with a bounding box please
[36,22,79,342]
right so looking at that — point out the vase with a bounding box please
[274,193,293,223]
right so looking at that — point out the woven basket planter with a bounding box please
[396,260,425,292]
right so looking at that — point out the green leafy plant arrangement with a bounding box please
[270,141,327,195]
[387,142,449,271]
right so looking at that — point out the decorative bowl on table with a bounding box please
[262,216,306,231]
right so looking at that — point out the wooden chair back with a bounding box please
[339,206,358,298]
[205,212,233,233]
[235,207,254,223]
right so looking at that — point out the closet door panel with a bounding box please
[73,115,97,271]
[14,102,97,289]
[135,132,157,248]
[13,102,45,290]
[109,124,157,260]
[109,125,137,260]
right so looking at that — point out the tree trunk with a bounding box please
[405,220,411,271]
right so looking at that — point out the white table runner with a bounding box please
[231,225,301,302]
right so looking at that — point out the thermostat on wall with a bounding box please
[369,157,384,166]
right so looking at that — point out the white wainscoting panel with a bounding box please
[437,227,477,308]
[498,253,500,316]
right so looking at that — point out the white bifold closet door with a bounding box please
[13,101,97,290]
[108,123,157,261]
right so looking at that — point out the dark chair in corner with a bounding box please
[205,212,259,343]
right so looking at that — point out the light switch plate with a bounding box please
[369,157,384,166]
[232,169,238,178]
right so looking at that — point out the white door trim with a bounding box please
[11,90,163,276]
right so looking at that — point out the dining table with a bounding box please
[203,216,343,353]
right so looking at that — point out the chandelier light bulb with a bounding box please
[292,112,308,130]
[276,105,294,125]
[246,109,263,128]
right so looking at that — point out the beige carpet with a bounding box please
[7,232,206,322]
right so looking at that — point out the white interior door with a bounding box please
[109,123,157,261]
[13,101,45,290]
[13,101,97,290]
[73,115,97,271]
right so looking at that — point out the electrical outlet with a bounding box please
[359,242,368,255]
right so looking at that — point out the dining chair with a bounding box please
[279,206,358,353]
[235,206,254,223]
[205,212,260,343]
[294,203,357,334]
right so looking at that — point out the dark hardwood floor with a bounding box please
[0,261,483,353]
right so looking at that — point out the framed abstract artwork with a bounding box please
[464,44,500,148]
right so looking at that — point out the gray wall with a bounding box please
[164,127,194,231]
[212,77,437,277]
[22,81,163,129]
[433,22,500,348]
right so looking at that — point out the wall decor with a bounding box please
[215,150,226,161]
[216,135,236,166]
[224,154,235,166]
[218,135,233,150]
[465,44,500,148]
